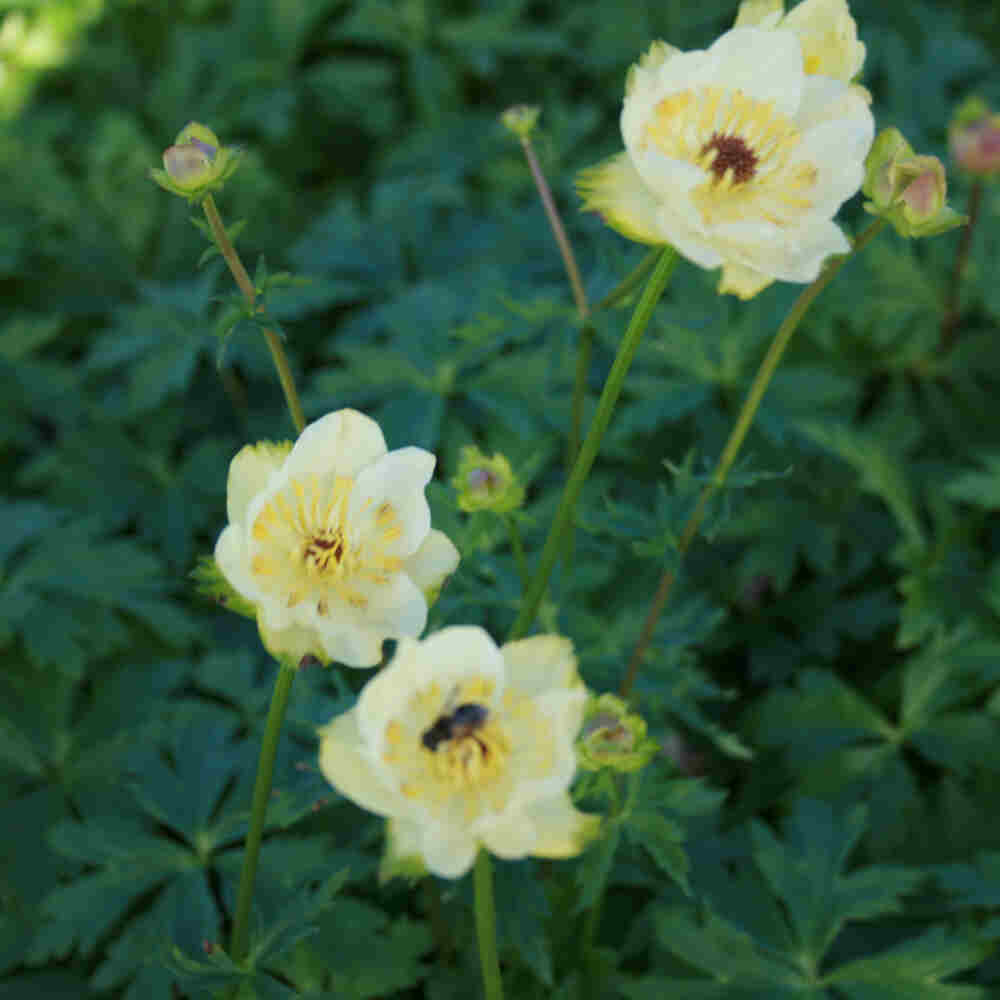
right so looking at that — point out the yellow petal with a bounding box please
[576,153,669,246]
[734,0,784,27]
[718,260,775,299]
[226,440,291,526]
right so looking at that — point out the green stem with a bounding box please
[620,220,886,698]
[474,849,503,1000]
[228,663,297,967]
[569,322,595,467]
[940,179,982,354]
[593,248,659,312]
[202,195,306,435]
[505,515,529,592]
[506,247,679,642]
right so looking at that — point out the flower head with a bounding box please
[214,409,459,668]
[318,627,599,878]
[150,122,243,201]
[577,693,658,773]
[577,9,874,299]
[451,446,525,515]
[949,97,1000,178]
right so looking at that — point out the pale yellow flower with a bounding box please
[578,17,874,299]
[214,409,459,668]
[318,627,599,878]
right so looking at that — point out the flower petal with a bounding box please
[577,153,672,245]
[404,529,460,597]
[284,408,387,484]
[226,441,290,526]
[704,28,804,118]
[349,447,435,558]
[501,635,579,698]
[523,795,601,858]
[419,824,479,879]
[718,261,775,299]
[318,711,401,816]
[214,523,261,603]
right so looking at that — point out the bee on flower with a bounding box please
[318,627,600,878]
[213,408,460,668]
[577,0,875,299]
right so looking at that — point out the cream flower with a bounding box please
[577,19,874,299]
[214,409,460,668]
[318,627,599,878]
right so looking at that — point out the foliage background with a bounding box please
[2,0,1000,997]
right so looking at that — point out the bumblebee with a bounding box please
[422,701,489,752]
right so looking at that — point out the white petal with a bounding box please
[284,409,387,484]
[404,530,460,595]
[349,447,435,558]
[226,441,289,526]
[522,795,600,859]
[214,524,261,604]
[501,635,579,698]
[621,47,714,153]
[480,811,539,859]
[258,619,327,665]
[318,711,401,816]
[704,28,804,118]
[419,825,478,879]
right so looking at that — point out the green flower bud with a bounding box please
[451,446,524,514]
[862,127,913,209]
[949,97,1000,178]
[500,105,541,141]
[150,121,243,201]
[577,694,658,773]
[863,127,965,238]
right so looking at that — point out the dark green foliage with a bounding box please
[2,0,1000,996]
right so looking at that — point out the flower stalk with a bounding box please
[621,219,886,698]
[474,849,504,1000]
[202,194,306,435]
[506,246,679,642]
[940,179,983,353]
[228,661,296,969]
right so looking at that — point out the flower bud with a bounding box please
[863,128,965,238]
[150,121,243,201]
[949,97,1000,178]
[576,694,658,773]
[500,104,541,141]
[451,446,524,514]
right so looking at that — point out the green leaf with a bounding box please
[625,809,691,894]
[827,925,992,998]
[650,905,804,986]
[494,860,553,986]
[749,799,922,965]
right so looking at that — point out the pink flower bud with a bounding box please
[951,115,1000,176]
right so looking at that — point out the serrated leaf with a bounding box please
[749,799,922,965]
[626,809,691,894]
[827,925,992,998]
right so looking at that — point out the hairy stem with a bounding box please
[202,195,306,435]
[621,220,885,698]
